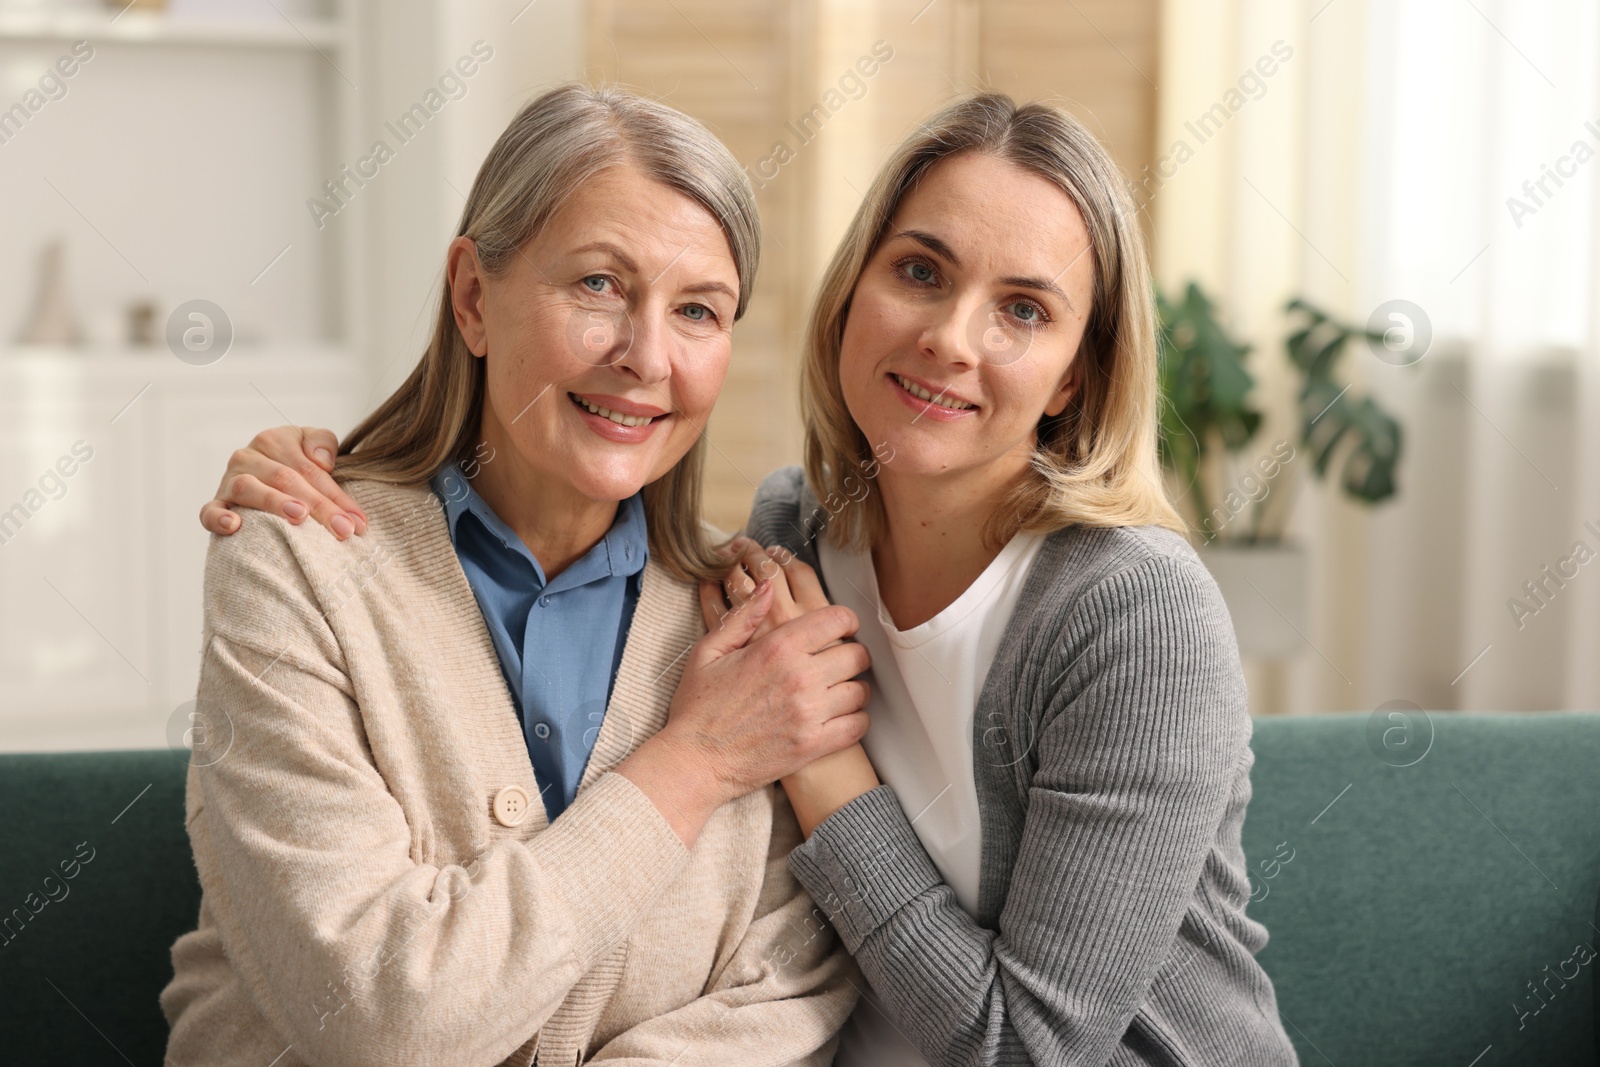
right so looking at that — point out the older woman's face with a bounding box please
[837,152,1096,483]
[450,164,739,504]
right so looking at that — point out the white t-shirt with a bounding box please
[817,530,1046,1067]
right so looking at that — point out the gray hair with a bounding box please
[339,84,760,580]
[467,84,761,319]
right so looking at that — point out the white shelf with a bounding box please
[0,9,344,50]
[0,0,368,753]
[1,343,357,369]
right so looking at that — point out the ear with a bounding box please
[446,236,489,357]
[1043,350,1083,418]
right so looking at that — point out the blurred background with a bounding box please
[0,0,1595,750]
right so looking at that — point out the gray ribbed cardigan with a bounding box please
[747,467,1299,1067]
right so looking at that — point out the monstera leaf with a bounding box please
[1154,284,1408,541]
[1285,299,1402,504]
[1157,283,1263,524]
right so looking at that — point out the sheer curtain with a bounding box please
[1360,0,1600,712]
[1155,0,1600,713]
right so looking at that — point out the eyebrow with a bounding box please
[897,229,961,268]
[895,228,1075,309]
[571,241,736,303]
[681,280,739,304]
[1001,274,1071,307]
[571,241,639,272]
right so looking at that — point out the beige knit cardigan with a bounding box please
[159,479,857,1067]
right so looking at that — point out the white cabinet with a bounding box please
[0,0,367,749]
[0,1,587,748]
[0,369,152,732]
[0,351,360,750]
[151,352,359,715]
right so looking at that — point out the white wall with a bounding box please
[356,0,585,405]
[0,0,585,751]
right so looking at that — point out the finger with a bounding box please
[812,639,872,684]
[737,541,780,584]
[698,580,730,632]
[219,472,327,526]
[813,705,871,751]
[249,459,361,541]
[273,455,366,538]
[768,546,828,612]
[698,580,774,658]
[299,427,342,472]
[829,680,872,717]
[723,561,761,612]
[771,603,860,655]
[295,429,366,533]
[248,426,316,470]
[199,501,242,536]
[739,544,797,616]
[246,427,365,534]
[726,566,768,617]
[726,541,797,626]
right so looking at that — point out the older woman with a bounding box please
[200,93,1297,1066]
[160,86,867,1067]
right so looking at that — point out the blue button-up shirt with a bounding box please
[432,467,648,823]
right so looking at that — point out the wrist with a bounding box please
[781,745,879,838]
[615,730,729,848]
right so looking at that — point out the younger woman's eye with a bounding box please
[902,260,936,284]
[1007,300,1048,325]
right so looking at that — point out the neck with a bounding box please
[870,451,1031,630]
[470,414,618,582]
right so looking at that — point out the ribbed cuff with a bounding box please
[537,771,690,968]
[786,785,942,954]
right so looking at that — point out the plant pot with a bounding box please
[1199,541,1308,660]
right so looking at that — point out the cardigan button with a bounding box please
[492,785,530,827]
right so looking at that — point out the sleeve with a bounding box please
[184,522,690,1067]
[586,789,859,1067]
[784,554,1249,1066]
[742,466,822,569]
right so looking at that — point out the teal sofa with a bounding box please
[2,712,1597,1064]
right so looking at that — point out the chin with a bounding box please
[570,436,694,500]
[567,465,656,503]
[854,415,955,472]
[881,446,965,480]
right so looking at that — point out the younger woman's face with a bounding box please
[838,152,1097,485]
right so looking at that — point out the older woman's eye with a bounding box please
[681,303,715,322]
[581,275,610,292]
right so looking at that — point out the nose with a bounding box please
[917,297,979,371]
[611,301,672,387]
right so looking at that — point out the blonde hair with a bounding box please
[337,84,760,580]
[801,92,1184,550]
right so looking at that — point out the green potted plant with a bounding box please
[1156,283,1403,659]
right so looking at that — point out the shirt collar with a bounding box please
[430,466,649,588]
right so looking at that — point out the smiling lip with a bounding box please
[568,391,670,443]
[569,392,669,418]
[887,372,979,419]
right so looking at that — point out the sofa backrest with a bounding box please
[1244,711,1600,1066]
[2,713,1597,1064]
[0,749,196,1063]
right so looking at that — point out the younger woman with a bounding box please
[714,93,1296,1066]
